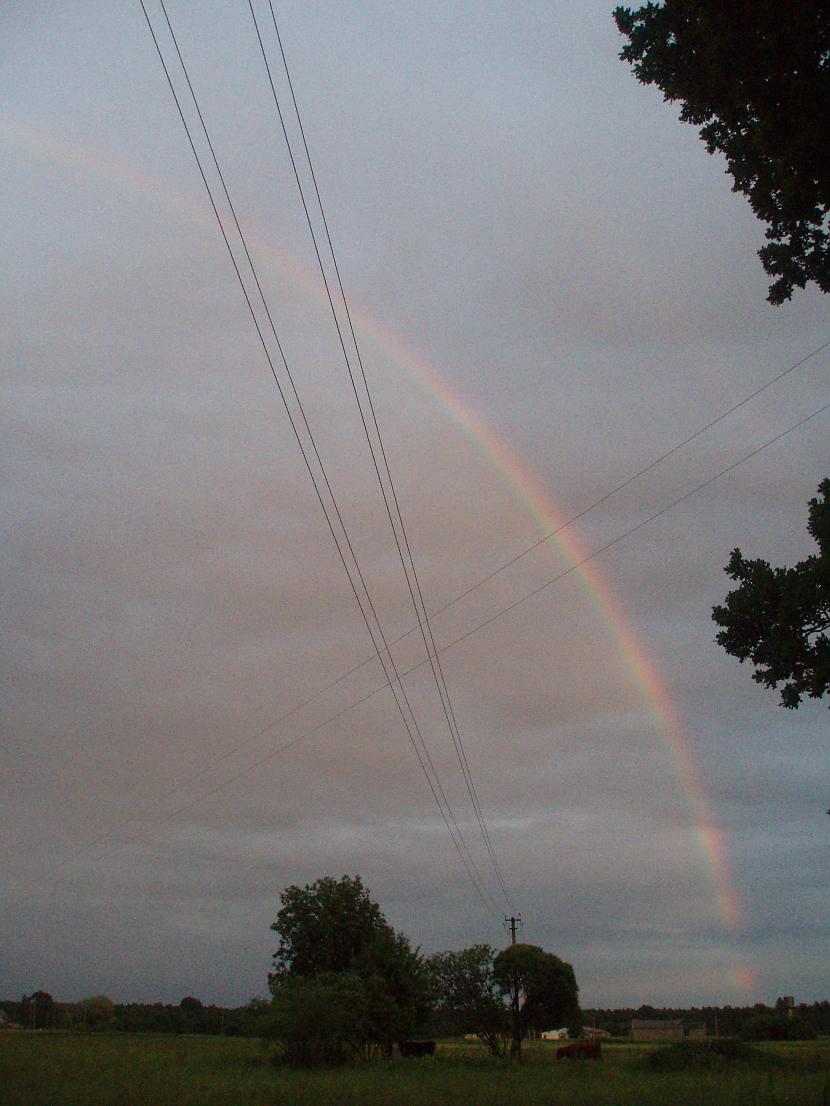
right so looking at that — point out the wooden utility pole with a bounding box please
[502,915,524,1060]
[505,914,522,945]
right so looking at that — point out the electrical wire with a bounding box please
[52,320,829,873]
[157,0,499,916]
[26,4,828,903]
[139,0,499,918]
[83,396,830,866]
[248,0,510,904]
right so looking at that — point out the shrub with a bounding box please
[740,1013,817,1041]
[644,1039,770,1071]
[266,972,374,1067]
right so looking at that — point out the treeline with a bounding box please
[583,1000,830,1037]
[0,994,267,1036]
[8,995,828,1040]
[7,874,827,1053]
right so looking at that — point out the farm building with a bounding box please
[630,1019,684,1040]
[540,1028,569,1041]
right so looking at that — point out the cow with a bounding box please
[398,1039,437,1058]
[557,1040,601,1060]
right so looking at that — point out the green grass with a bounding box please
[1,1033,828,1106]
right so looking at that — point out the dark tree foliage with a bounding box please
[17,994,34,1030]
[270,875,389,982]
[493,944,582,1060]
[267,972,375,1066]
[427,945,510,1055]
[0,996,268,1036]
[21,991,55,1030]
[614,1,830,303]
[712,479,830,709]
[76,995,115,1029]
[108,1000,251,1035]
[268,875,431,1064]
[740,1011,817,1041]
[583,1000,830,1037]
[354,928,432,1047]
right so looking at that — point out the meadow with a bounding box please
[2,1033,828,1106]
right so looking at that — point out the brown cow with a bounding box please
[557,1040,601,1060]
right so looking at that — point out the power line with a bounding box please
[266,0,513,908]
[270,332,829,689]
[82,396,830,866]
[248,0,510,904]
[52,328,829,872]
[430,338,830,614]
[445,399,830,648]
[31,3,828,898]
[147,0,498,915]
[138,0,499,917]
[57,0,496,917]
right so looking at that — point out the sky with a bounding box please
[2,1,828,1010]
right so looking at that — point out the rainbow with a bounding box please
[345,308,745,934]
[4,119,754,991]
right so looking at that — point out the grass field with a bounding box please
[2,1033,828,1106]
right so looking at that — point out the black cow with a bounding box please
[398,1039,437,1058]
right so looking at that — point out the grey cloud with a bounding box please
[3,0,828,1009]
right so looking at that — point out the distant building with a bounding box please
[686,1023,707,1039]
[541,1028,569,1041]
[583,1026,612,1039]
[631,1019,684,1041]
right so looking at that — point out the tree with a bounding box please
[712,479,830,708]
[270,875,389,982]
[613,1,830,303]
[18,994,33,1030]
[24,991,55,1030]
[493,944,582,1061]
[353,928,433,1052]
[427,945,510,1056]
[178,996,205,1033]
[268,875,431,1063]
[76,995,115,1030]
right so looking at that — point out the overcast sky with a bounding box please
[2,1,828,1010]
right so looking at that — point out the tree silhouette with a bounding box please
[614,1,830,303]
[713,479,830,708]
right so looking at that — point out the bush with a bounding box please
[644,1039,770,1071]
[740,1013,817,1041]
[266,973,374,1067]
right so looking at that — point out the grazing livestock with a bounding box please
[557,1040,601,1060]
[398,1039,436,1058]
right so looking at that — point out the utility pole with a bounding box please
[504,914,523,946]
[502,914,524,1057]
